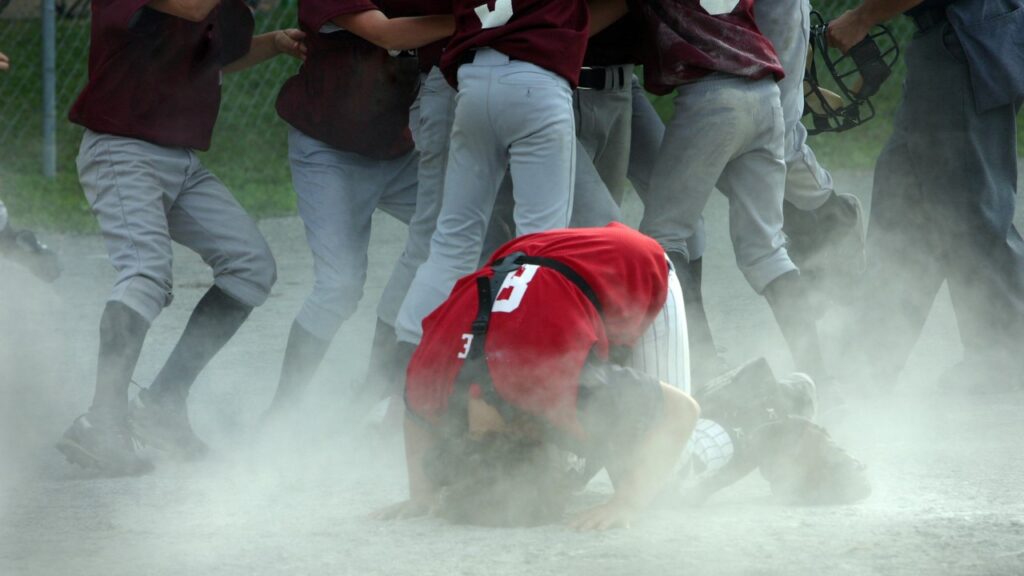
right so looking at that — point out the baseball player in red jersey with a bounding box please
[378,224,700,529]
[262,0,453,417]
[635,0,836,392]
[56,0,305,475]
[393,0,630,348]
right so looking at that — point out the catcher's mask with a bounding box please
[803,11,899,135]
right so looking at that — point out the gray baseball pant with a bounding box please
[396,49,576,343]
[639,75,795,294]
[77,130,276,324]
[754,0,835,211]
[288,127,419,341]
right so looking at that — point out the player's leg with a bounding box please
[639,79,734,386]
[498,59,576,235]
[714,80,830,388]
[576,69,633,205]
[372,67,457,393]
[133,152,276,457]
[754,0,864,297]
[395,58,511,344]
[895,27,1024,390]
[628,257,690,393]
[57,131,185,474]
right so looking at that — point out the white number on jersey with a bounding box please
[492,264,539,313]
[457,333,475,359]
[700,0,740,16]
[474,0,514,29]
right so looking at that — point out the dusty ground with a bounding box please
[2,169,1024,576]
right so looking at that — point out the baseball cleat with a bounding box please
[131,390,209,461]
[56,413,153,476]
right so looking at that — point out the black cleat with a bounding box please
[0,228,61,282]
[131,390,209,461]
[56,413,153,476]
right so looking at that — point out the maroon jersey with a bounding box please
[406,223,668,437]
[276,0,430,159]
[408,0,453,72]
[635,0,783,95]
[440,0,589,88]
[583,13,642,67]
[69,0,254,151]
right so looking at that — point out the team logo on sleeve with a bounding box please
[474,0,514,29]
[699,0,740,16]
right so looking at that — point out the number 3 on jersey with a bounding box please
[475,0,514,29]
[492,264,539,313]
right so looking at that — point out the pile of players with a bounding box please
[42,0,1024,529]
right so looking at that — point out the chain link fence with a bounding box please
[0,1,917,223]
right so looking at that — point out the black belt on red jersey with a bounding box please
[447,252,603,428]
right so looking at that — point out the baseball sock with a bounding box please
[146,285,252,408]
[89,301,150,422]
[763,270,828,381]
[268,319,331,412]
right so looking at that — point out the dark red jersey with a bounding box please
[634,0,784,95]
[406,223,669,437]
[440,0,589,88]
[583,13,642,67]
[69,0,254,151]
[407,0,453,72]
[276,0,430,158]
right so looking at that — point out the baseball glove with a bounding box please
[753,416,872,505]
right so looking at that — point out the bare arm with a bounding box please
[569,382,700,531]
[223,29,306,74]
[333,10,454,52]
[828,0,924,53]
[587,0,628,37]
[0,52,9,72]
[147,0,221,23]
[372,413,439,519]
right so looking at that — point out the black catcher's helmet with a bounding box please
[803,11,900,135]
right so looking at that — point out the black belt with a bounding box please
[910,7,948,32]
[578,66,628,91]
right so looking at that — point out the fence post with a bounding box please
[41,0,57,178]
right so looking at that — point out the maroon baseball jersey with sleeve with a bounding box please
[439,0,589,88]
[68,0,254,151]
[583,13,642,67]
[276,0,430,159]
[408,0,453,72]
[633,0,783,95]
[405,223,669,437]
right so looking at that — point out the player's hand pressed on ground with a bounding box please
[568,499,634,531]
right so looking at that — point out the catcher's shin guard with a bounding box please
[683,358,818,502]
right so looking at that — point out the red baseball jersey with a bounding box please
[634,0,784,95]
[276,0,429,159]
[406,223,669,437]
[69,0,254,151]
[439,0,589,88]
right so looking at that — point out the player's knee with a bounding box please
[214,238,277,307]
[113,272,173,324]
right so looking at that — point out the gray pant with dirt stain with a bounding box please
[77,130,276,323]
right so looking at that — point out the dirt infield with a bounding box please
[2,169,1023,576]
